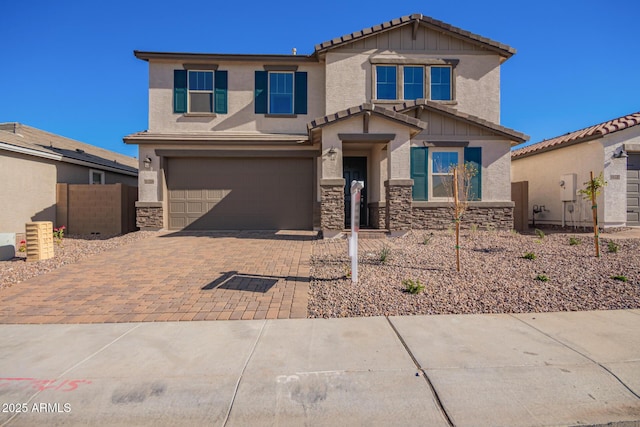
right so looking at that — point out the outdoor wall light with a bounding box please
[327,147,337,160]
[612,149,628,159]
[143,156,152,168]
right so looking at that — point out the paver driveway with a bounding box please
[0,231,314,324]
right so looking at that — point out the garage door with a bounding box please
[167,157,313,230]
[628,153,640,226]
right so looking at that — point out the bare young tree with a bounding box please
[444,162,478,272]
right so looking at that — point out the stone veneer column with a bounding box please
[320,178,345,238]
[135,202,163,230]
[385,179,413,233]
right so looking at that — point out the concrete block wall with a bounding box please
[57,183,138,236]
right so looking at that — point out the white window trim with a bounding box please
[187,70,214,114]
[267,71,295,115]
[428,147,463,201]
[89,169,105,185]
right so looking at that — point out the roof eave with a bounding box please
[133,50,318,63]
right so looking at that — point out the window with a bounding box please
[188,70,213,113]
[376,66,397,100]
[431,151,459,198]
[90,169,105,185]
[403,66,424,100]
[254,71,307,115]
[373,64,453,101]
[269,72,294,114]
[431,66,452,101]
[173,69,228,114]
[410,147,482,201]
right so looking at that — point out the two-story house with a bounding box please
[124,13,528,236]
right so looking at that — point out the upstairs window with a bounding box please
[173,69,228,114]
[376,66,397,100]
[188,71,213,113]
[254,70,307,115]
[373,64,453,101]
[403,66,424,100]
[430,66,452,101]
[269,72,294,114]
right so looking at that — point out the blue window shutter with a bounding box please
[255,71,268,114]
[214,70,228,114]
[464,147,482,200]
[294,71,307,114]
[411,147,428,201]
[173,70,187,114]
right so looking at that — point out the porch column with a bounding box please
[320,136,344,238]
[385,134,413,234]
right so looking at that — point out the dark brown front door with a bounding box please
[343,157,367,227]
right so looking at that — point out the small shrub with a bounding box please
[403,279,425,294]
[53,225,66,245]
[470,224,478,233]
[535,228,545,239]
[379,245,391,263]
[423,233,433,245]
[522,252,537,260]
[569,236,581,246]
[535,274,549,282]
[18,240,26,253]
[485,224,495,233]
[607,241,620,253]
[611,275,628,282]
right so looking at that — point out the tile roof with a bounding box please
[0,123,138,174]
[307,103,426,133]
[511,112,640,159]
[394,99,529,143]
[314,13,516,58]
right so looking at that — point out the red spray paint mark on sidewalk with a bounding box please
[0,378,92,392]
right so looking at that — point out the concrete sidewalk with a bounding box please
[0,310,639,426]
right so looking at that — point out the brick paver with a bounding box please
[0,231,315,324]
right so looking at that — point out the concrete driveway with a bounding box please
[0,231,315,324]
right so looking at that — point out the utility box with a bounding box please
[25,221,54,262]
[560,173,577,202]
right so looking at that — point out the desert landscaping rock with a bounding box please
[0,231,156,289]
[309,230,640,317]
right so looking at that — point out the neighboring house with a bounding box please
[511,112,640,229]
[124,13,528,235]
[0,123,138,234]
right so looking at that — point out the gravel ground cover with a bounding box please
[0,231,156,289]
[309,230,640,317]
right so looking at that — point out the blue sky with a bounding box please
[2,0,638,159]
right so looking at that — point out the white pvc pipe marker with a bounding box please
[349,180,364,283]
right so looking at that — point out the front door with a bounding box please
[344,157,367,227]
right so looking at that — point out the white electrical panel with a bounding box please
[560,173,576,202]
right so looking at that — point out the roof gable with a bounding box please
[511,112,640,159]
[394,100,528,143]
[308,103,425,134]
[315,14,515,59]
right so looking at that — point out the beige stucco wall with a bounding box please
[602,126,640,225]
[324,51,501,123]
[0,151,57,234]
[511,142,604,227]
[148,61,325,134]
[56,162,137,187]
[319,116,411,182]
